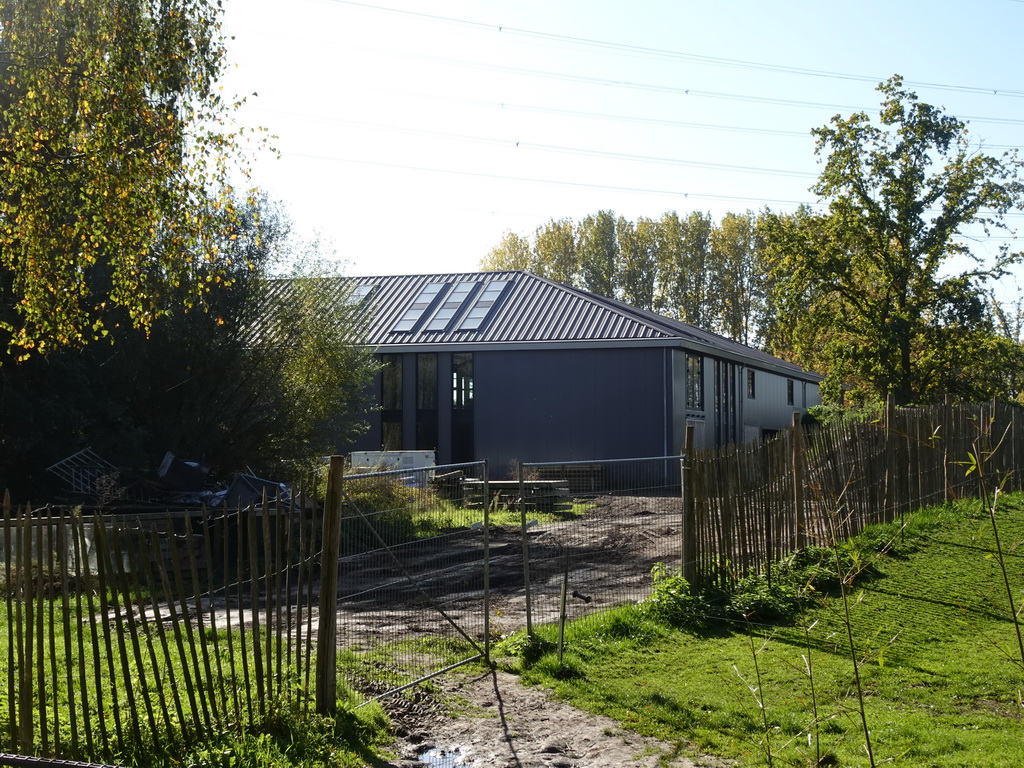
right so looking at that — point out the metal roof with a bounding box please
[342,271,820,381]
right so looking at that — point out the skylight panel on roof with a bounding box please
[458,280,509,331]
[393,282,446,332]
[347,283,375,305]
[424,281,477,331]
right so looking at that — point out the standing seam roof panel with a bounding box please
[314,270,817,379]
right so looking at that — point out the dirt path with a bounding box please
[383,668,723,768]
[337,494,725,766]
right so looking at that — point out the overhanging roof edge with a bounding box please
[364,337,823,382]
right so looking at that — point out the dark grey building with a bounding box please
[344,271,821,473]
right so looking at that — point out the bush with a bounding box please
[774,545,847,594]
[345,471,419,513]
[640,563,711,631]
[728,571,802,624]
[495,631,555,665]
[341,473,423,551]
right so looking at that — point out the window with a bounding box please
[451,353,475,462]
[452,353,474,409]
[458,280,508,331]
[746,370,756,399]
[416,353,438,449]
[787,379,795,406]
[347,283,375,305]
[380,354,402,450]
[424,282,476,331]
[393,282,446,332]
[686,355,704,410]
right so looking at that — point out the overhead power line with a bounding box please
[325,0,1024,100]
[345,43,1024,129]
[268,148,1024,227]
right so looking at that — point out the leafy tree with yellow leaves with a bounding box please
[0,0,252,359]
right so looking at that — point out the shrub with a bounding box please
[773,545,847,595]
[341,472,425,551]
[495,631,555,665]
[344,471,419,514]
[729,571,802,624]
[640,563,711,631]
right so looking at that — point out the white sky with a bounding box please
[219,0,1024,288]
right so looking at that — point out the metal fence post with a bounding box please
[681,425,698,588]
[482,461,491,664]
[518,461,533,637]
[316,456,345,716]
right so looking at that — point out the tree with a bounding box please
[761,76,1024,404]
[532,217,577,284]
[0,0,249,359]
[577,210,618,297]
[656,211,714,327]
[0,197,376,497]
[710,211,760,345]
[481,230,534,272]
[617,215,658,310]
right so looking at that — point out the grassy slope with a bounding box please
[513,495,1024,767]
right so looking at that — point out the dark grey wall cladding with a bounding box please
[474,346,668,477]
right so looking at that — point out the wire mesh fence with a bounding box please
[336,461,491,700]
[2,401,1022,762]
[512,457,685,636]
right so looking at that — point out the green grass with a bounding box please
[0,595,393,767]
[410,499,593,532]
[499,495,1024,767]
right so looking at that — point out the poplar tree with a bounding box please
[617,215,658,310]
[577,209,618,297]
[710,211,760,345]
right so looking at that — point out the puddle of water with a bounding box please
[418,746,463,767]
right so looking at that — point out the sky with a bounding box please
[218,0,1024,287]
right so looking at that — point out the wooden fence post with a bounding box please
[943,394,953,503]
[681,425,698,588]
[791,412,807,549]
[316,456,345,716]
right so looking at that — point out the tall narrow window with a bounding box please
[416,353,438,450]
[746,370,756,399]
[380,354,403,450]
[787,379,795,406]
[451,353,475,463]
[452,353,474,409]
[686,355,704,410]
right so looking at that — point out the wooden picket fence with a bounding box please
[0,492,329,766]
[2,403,1021,763]
[682,400,1021,588]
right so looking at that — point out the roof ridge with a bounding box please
[334,270,818,380]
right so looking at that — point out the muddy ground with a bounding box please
[335,495,727,767]
[337,494,686,641]
[382,667,724,768]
